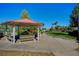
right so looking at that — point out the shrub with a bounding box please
[20,31,29,35]
[68,30,78,37]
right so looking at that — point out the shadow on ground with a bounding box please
[75,47,79,52]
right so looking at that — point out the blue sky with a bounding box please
[0,3,77,28]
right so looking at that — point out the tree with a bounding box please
[51,21,58,28]
[21,9,30,19]
[69,4,78,41]
[70,4,79,27]
[52,21,58,26]
[49,21,58,31]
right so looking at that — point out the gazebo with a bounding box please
[1,18,43,44]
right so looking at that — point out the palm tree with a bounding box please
[52,21,58,26]
[50,21,58,31]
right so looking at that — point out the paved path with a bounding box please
[0,34,79,56]
[42,34,79,56]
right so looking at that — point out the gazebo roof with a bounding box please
[2,18,43,26]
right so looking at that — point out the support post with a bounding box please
[12,26,16,44]
[18,25,20,39]
[18,26,20,36]
[5,24,8,40]
[37,26,40,40]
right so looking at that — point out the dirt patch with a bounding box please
[75,47,79,52]
[0,50,54,56]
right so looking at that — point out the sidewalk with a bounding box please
[43,34,79,56]
[0,34,79,56]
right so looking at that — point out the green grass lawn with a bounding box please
[47,31,76,40]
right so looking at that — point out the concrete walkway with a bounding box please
[0,34,79,56]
